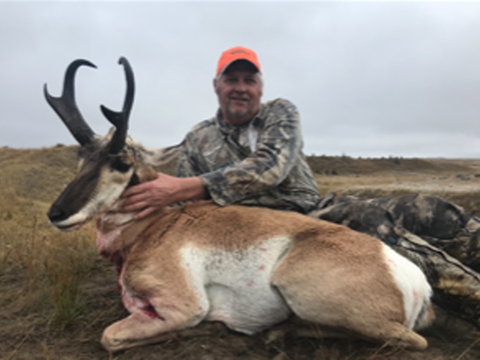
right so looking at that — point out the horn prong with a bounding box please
[103,57,135,154]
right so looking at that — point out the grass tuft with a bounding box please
[45,234,97,329]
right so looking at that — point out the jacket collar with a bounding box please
[215,104,266,137]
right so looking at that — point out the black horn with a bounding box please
[44,59,97,146]
[101,57,135,154]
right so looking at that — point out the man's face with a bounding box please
[214,62,262,126]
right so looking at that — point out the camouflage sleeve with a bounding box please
[200,99,303,206]
[176,141,202,179]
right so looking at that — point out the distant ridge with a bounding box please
[306,155,473,175]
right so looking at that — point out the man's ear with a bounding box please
[213,78,219,95]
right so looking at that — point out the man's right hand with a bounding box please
[121,173,206,220]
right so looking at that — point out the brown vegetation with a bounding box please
[1,146,480,359]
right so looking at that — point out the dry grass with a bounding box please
[0,186,97,329]
[1,147,480,359]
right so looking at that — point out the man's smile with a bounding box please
[229,95,249,102]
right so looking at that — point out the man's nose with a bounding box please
[233,81,247,92]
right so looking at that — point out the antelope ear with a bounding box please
[136,166,157,183]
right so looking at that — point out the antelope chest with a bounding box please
[180,235,294,334]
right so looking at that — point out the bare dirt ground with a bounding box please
[2,148,480,360]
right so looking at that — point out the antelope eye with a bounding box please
[111,158,131,173]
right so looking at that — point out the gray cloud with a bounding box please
[1,2,480,158]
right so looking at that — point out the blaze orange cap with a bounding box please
[216,46,261,76]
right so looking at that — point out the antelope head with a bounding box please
[45,57,174,231]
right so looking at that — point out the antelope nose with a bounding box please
[47,206,69,223]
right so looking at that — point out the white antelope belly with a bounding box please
[181,235,294,334]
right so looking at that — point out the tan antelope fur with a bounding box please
[45,58,434,353]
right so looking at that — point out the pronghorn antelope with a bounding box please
[45,58,434,353]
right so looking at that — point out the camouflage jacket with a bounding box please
[176,98,320,213]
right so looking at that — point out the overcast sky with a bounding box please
[1,1,480,158]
